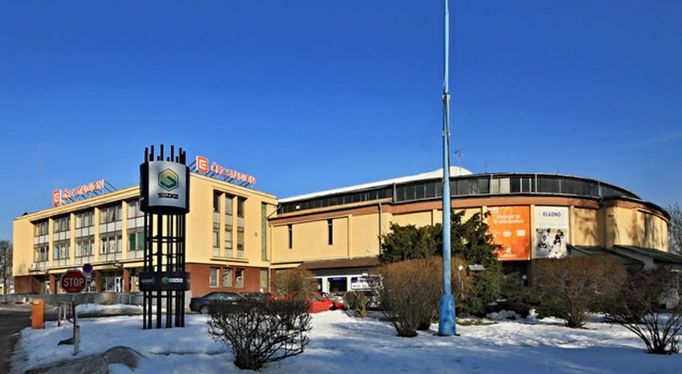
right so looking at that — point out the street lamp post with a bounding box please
[438,0,456,337]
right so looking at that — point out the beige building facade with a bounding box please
[13,172,277,297]
[12,164,674,296]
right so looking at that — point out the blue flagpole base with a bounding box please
[438,293,456,336]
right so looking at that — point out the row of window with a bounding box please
[34,200,145,237]
[33,229,146,263]
[212,192,246,258]
[208,267,269,290]
[279,174,640,213]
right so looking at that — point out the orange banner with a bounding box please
[488,206,530,261]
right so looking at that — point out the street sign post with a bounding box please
[60,270,85,355]
[61,270,87,293]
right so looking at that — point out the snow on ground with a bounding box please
[15,311,682,373]
[75,303,142,315]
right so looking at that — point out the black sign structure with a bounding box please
[140,145,190,329]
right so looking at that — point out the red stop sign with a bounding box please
[61,270,87,293]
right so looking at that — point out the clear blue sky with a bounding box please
[1,1,681,239]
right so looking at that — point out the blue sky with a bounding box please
[1,1,681,239]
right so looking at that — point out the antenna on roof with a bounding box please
[454,148,464,170]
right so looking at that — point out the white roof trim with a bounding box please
[279,166,472,203]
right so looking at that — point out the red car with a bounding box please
[273,292,341,313]
[308,292,343,313]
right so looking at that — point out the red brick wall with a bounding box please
[14,276,43,294]
[49,275,56,295]
[187,263,269,297]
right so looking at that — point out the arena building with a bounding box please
[271,167,677,292]
[12,157,679,297]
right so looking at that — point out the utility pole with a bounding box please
[438,0,456,337]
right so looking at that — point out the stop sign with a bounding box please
[61,270,87,293]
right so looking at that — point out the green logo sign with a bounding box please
[158,169,179,191]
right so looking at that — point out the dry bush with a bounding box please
[606,267,682,354]
[532,256,627,328]
[272,268,317,300]
[377,257,470,336]
[343,291,369,318]
[207,299,312,370]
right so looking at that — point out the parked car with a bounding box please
[189,291,246,314]
[322,292,345,310]
[240,292,274,301]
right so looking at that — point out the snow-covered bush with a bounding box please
[272,268,317,300]
[606,267,682,354]
[533,256,626,328]
[377,258,441,337]
[207,299,312,370]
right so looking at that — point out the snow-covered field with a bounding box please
[14,311,682,373]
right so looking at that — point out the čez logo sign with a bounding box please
[158,168,179,200]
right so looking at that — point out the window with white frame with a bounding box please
[235,268,244,288]
[76,210,94,228]
[222,267,232,287]
[54,216,70,233]
[209,267,219,288]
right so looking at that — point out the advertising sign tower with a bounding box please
[139,144,190,329]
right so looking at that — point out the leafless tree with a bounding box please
[0,240,12,294]
[533,256,627,328]
[606,267,682,354]
[668,203,682,254]
[377,258,441,337]
[272,268,317,300]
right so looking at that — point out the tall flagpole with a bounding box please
[438,0,456,337]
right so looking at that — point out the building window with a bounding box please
[53,241,69,259]
[34,221,49,236]
[128,229,145,253]
[100,233,122,261]
[213,191,221,213]
[327,219,333,245]
[236,197,245,258]
[261,203,268,260]
[76,210,94,228]
[76,238,94,257]
[237,228,244,258]
[212,222,220,257]
[259,269,268,290]
[127,199,143,219]
[288,224,293,249]
[100,204,121,224]
[235,269,244,288]
[54,216,70,233]
[34,245,49,263]
[237,198,245,219]
[222,268,233,287]
[225,195,233,257]
[209,267,219,288]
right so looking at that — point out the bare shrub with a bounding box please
[344,291,369,318]
[533,256,627,328]
[207,299,312,370]
[377,257,471,336]
[606,267,682,354]
[272,268,317,300]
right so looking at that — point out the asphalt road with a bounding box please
[0,308,31,373]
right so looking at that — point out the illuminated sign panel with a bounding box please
[534,206,569,259]
[52,179,106,206]
[142,161,189,213]
[194,155,256,186]
[52,190,62,207]
[196,156,209,174]
[488,206,531,261]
